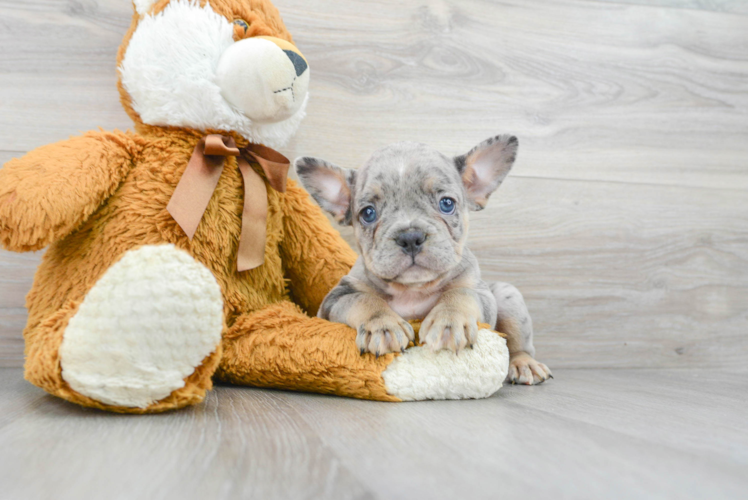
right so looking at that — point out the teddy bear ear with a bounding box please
[133,0,158,16]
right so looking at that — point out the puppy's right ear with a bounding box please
[295,157,357,225]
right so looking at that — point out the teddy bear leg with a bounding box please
[216,302,511,401]
[24,244,224,413]
[216,301,401,401]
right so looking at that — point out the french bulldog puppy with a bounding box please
[295,135,551,385]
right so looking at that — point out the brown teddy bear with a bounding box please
[0,0,509,413]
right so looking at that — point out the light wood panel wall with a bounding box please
[1,0,746,369]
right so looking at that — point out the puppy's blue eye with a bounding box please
[439,197,456,215]
[360,206,377,224]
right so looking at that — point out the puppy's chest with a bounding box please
[386,289,441,321]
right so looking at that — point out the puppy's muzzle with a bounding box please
[395,229,427,257]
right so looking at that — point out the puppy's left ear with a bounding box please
[295,157,357,225]
[455,135,518,210]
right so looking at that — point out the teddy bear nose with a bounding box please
[283,50,308,77]
[395,230,427,257]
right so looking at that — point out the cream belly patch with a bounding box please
[59,244,224,408]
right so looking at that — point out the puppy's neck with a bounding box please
[379,280,443,322]
[364,266,447,295]
[363,258,476,321]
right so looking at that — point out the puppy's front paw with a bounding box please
[420,306,479,354]
[507,352,552,385]
[357,313,415,357]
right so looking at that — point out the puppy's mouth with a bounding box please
[390,258,446,285]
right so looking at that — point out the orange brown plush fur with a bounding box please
[0,0,509,413]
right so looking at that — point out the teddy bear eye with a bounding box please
[233,19,249,32]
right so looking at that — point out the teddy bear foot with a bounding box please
[381,329,509,401]
[59,244,224,409]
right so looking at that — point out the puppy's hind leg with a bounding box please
[489,282,552,385]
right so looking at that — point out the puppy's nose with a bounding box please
[395,230,427,257]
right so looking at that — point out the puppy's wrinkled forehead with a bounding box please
[355,142,460,204]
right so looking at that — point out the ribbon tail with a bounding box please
[243,144,290,193]
[236,157,269,272]
[167,139,226,240]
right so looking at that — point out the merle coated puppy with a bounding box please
[295,135,551,385]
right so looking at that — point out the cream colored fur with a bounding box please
[217,37,309,123]
[382,330,509,401]
[59,245,224,409]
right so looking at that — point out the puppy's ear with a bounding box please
[295,157,357,225]
[454,135,518,210]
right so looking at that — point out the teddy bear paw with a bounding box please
[381,329,509,401]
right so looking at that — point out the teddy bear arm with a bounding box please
[280,180,358,316]
[0,131,139,252]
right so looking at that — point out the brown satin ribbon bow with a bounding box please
[167,135,290,272]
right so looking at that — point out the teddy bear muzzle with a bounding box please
[215,36,310,124]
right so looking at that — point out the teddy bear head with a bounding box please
[118,0,310,148]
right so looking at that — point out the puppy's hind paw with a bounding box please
[507,352,552,385]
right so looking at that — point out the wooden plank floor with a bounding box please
[0,366,746,500]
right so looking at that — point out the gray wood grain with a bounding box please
[1,0,747,370]
[592,0,748,15]
[283,0,748,189]
[1,367,746,500]
[0,245,39,367]
[0,309,26,366]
